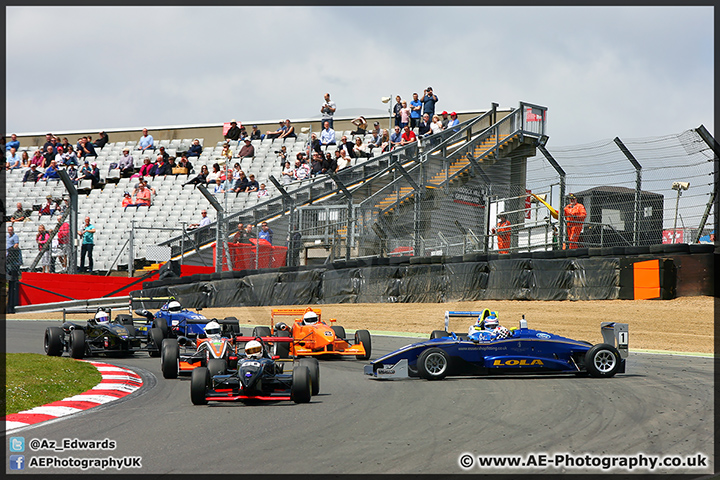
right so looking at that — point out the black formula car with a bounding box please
[43,312,164,359]
[190,337,319,405]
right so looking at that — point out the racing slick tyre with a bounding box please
[149,328,164,358]
[69,329,86,359]
[161,339,180,379]
[252,326,271,338]
[417,348,451,380]
[585,343,621,378]
[190,367,210,405]
[274,331,292,359]
[296,358,320,395]
[331,325,346,340]
[44,327,64,356]
[207,358,228,376]
[291,366,312,404]
[154,318,169,338]
[354,329,372,360]
[430,330,448,339]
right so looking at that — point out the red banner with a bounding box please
[662,229,684,244]
[525,189,532,219]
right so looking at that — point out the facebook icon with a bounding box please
[10,455,25,470]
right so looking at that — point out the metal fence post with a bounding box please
[129,220,135,277]
[614,137,643,246]
[58,170,78,274]
[537,139,566,247]
[196,185,225,273]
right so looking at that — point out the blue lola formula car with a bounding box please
[364,312,629,380]
[134,300,221,339]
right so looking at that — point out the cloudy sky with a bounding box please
[6,6,713,146]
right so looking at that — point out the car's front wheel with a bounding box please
[296,358,320,395]
[354,330,372,360]
[69,329,86,359]
[44,327,64,356]
[161,339,179,379]
[291,365,312,404]
[148,328,163,358]
[190,367,210,405]
[417,348,450,380]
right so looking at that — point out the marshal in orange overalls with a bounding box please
[564,196,586,249]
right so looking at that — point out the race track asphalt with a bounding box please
[5,320,714,475]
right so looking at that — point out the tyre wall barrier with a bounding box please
[132,246,715,308]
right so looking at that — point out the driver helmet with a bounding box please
[302,311,318,325]
[94,309,109,324]
[167,300,182,313]
[245,340,263,359]
[204,320,221,338]
[484,315,499,330]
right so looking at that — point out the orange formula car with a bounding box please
[161,319,238,379]
[269,308,371,360]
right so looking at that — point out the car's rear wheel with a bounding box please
[331,325,346,340]
[252,326,271,338]
[417,348,450,380]
[274,330,292,359]
[161,339,180,379]
[296,358,320,395]
[44,327,64,356]
[355,329,372,360]
[190,367,210,405]
[291,366,312,404]
[585,344,621,378]
[69,329,85,359]
[207,358,227,376]
[430,330,448,339]
[148,327,163,357]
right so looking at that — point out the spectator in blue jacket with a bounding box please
[186,139,203,157]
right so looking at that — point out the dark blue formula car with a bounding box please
[365,312,628,380]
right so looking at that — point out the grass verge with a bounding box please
[4,353,102,415]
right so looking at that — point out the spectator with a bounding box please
[6,147,21,170]
[152,155,170,177]
[6,225,22,276]
[79,137,98,158]
[206,163,221,183]
[212,177,223,194]
[310,153,323,176]
[422,86,438,118]
[258,221,273,244]
[440,111,450,130]
[135,157,153,177]
[134,183,152,207]
[89,162,101,187]
[244,224,254,239]
[279,119,296,139]
[54,146,65,164]
[338,135,355,159]
[186,139,203,157]
[275,145,288,167]
[393,95,403,127]
[188,209,211,230]
[369,121,381,137]
[418,113,432,137]
[367,129,382,152]
[55,217,70,272]
[42,145,56,168]
[167,157,178,173]
[294,158,311,180]
[11,203,28,223]
[353,137,371,159]
[42,133,54,152]
[60,137,71,152]
[257,183,270,198]
[41,159,61,181]
[62,145,78,166]
[400,101,411,128]
[220,170,236,193]
[230,222,246,243]
[20,150,30,168]
[117,147,134,177]
[389,125,403,149]
[447,111,460,130]
[38,196,55,217]
[184,164,209,187]
[138,128,154,152]
[121,191,134,209]
[37,224,51,273]
[231,162,243,177]
[225,119,242,141]
[430,114,443,134]
[245,174,259,193]
[281,161,295,184]
[265,121,286,140]
[410,92,423,129]
[350,116,367,135]
[94,131,109,149]
[320,92,336,128]
[320,121,336,146]
[249,124,261,141]
[23,164,41,184]
[176,155,193,174]
[218,142,233,164]
[6,134,20,151]
[66,164,78,185]
[307,132,322,157]
[156,145,169,162]
[30,149,44,167]
[78,216,96,273]
[335,149,350,171]
[401,125,417,145]
[236,137,255,159]
[322,151,337,175]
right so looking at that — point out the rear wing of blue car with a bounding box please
[444,311,490,333]
[601,322,629,359]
